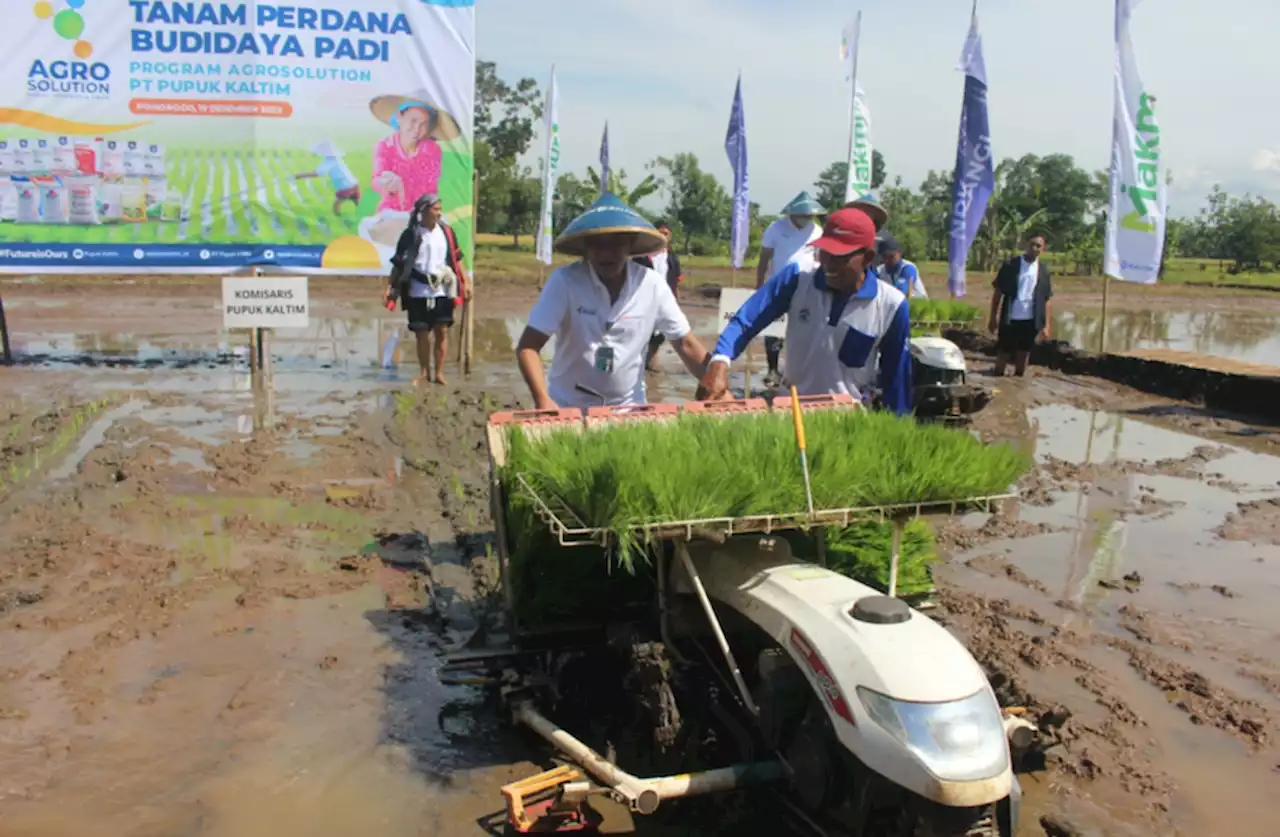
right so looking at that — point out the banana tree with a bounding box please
[586,167,660,207]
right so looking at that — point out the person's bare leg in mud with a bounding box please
[413,329,432,386]
[994,350,1009,377]
[431,324,449,385]
[1014,350,1030,377]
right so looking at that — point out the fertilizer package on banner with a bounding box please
[0,0,476,273]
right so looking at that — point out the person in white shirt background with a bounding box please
[385,193,469,387]
[755,191,826,383]
[988,233,1054,377]
[515,194,712,409]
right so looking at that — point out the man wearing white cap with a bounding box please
[516,194,713,409]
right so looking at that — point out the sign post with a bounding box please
[0,294,11,365]
[222,274,309,382]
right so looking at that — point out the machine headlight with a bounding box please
[857,687,1009,783]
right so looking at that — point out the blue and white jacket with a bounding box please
[713,260,913,415]
[881,259,928,298]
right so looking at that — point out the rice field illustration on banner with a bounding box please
[0,1,477,274]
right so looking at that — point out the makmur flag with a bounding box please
[946,4,995,297]
[1104,0,1166,284]
[535,66,560,266]
[724,74,749,270]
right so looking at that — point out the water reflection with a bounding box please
[1053,309,1280,365]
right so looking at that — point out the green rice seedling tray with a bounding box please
[512,471,1011,548]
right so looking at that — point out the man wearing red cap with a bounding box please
[698,207,912,414]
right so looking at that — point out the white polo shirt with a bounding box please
[761,218,821,280]
[527,260,691,408]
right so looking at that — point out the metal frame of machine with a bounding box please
[449,396,1032,835]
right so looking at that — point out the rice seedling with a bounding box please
[502,409,1028,575]
[909,299,982,326]
[784,520,937,598]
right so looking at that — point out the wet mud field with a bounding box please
[1,280,1278,836]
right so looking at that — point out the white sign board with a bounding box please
[222,277,310,330]
[718,288,786,340]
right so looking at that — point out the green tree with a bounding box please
[474,61,544,244]
[475,61,543,161]
[552,172,596,233]
[648,153,730,254]
[811,151,887,212]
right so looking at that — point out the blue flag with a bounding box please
[724,75,749,270]
[599,122,610,197]
[947,6,994,298]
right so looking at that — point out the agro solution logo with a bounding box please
[29,0,111,98]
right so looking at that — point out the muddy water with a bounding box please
[3,288,1280,836]
[1052,308,1280,366]
[945,397,1280,837]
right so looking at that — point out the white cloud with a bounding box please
[1252,149,1280,175]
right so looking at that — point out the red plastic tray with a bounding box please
[682,397,771,416]
[488,407,585,428]
[780,392,859,413]
[585,403,680,426]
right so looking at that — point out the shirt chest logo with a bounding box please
[798,307,811,323]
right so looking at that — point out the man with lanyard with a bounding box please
[876,234,928,298]
[756,191,825,384]
[516,194,712,409]
[698,207,913,414]
[633,220,683,372]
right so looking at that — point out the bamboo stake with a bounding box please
[464,166,479,375]
[0,293,12,365]
[1099,275,1110,354]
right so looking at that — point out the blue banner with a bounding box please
[724,76,749,270]
[947,11,994,298]
[598,122,610,197]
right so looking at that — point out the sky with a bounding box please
[475,0,1280,219]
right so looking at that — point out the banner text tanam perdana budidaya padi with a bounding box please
[127,2,415,61]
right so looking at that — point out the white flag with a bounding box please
[535,67,560,266]
[1104,0,1166,284]
[842,13,873,203]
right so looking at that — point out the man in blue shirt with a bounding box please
[698,207,913,415]
[877,234,928,298]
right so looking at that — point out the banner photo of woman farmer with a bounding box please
[0,0,477,275]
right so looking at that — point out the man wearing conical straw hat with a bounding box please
[757,191,826,385]
[368,91,462,214]
[700,205,913,415]
[515,194,713,410]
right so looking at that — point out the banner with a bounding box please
[1104,0,1166,285]
[724,74,748,270]
[841,13,872,203]
[535,65,559,266]
[0,0,476,274]
[946,4,994,298]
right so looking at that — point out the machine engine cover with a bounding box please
[910,336,968,373]
[672,538,1013,808]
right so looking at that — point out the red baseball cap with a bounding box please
[811,208,877,257]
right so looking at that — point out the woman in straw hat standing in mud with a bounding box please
[368,91,462,213]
